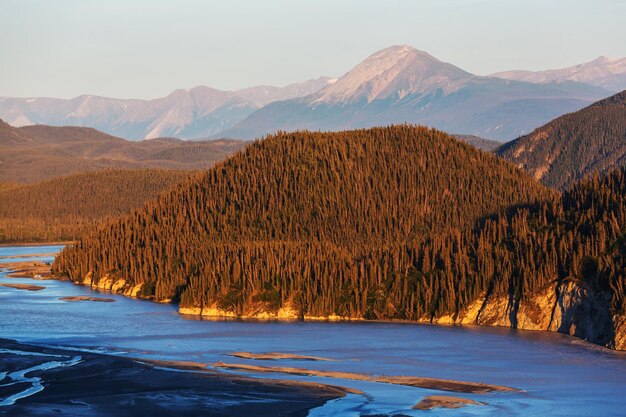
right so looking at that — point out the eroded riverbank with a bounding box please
[2,244,626,416]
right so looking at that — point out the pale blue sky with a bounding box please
[2,0,625,99]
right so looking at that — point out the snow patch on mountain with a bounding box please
[492,56,626,92]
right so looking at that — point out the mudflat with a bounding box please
[0,339,347,417]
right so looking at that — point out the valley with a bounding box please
[0,120,243,184]
[2,5,626,413]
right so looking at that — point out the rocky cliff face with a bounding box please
[432,281,624,351]
[175,278,624,351]
[79,272,145,299]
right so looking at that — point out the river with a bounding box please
[1,245,625,416]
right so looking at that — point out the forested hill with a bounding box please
[53,125,626,349]
[497,90,626,190]
[0,169,192,242]
[54,126,549,314]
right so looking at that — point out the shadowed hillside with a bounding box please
[497,90,626,189]
[438,168,626,349]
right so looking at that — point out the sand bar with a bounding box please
[0,283,45,291]
[0,261,52,279]
[413,395,485,410]
[213,362,519,394]
[228,351,336,361]
[59,296,115,303]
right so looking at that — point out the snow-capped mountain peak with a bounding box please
[312,45,472,104]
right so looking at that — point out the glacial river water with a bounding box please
[1,245,625,416]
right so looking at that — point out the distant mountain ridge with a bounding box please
[310,46,471,104]
[0,77,334,140]
[492,56,626,92]
[497,89,626,189]
[453,134,501,151]
[2,45,623,141]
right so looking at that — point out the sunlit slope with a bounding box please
[55,125,549,317]
[0,169,192,242]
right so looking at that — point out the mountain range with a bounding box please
[0,78,333,140]
[2,46,624,141]
[221,46,613,141]
[492,56,626,92]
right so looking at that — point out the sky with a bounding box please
[2,0,626,99]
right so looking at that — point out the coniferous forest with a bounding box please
[53,126,626,349]
[0,169,192,242]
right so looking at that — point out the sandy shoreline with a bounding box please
[0,241,73,248]
[3,253,622,357]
